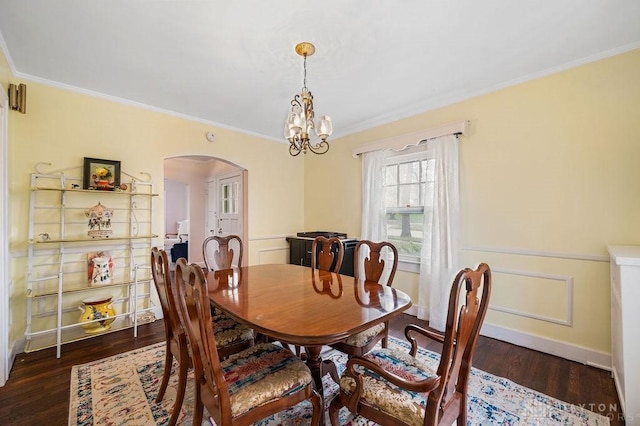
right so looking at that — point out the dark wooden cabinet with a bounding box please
[286,236,357,277]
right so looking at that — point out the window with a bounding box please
[383,149,434,262]
[221,181,238,214]
[360,133,460,329]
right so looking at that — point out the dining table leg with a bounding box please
[304,345,325,396]
[305,346,341,417]
[304,345,330,425]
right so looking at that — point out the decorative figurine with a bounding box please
[85,202,114,238]
[90,256,112,285]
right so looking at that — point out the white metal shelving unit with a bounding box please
[25,168,158,358]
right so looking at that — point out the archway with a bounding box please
[163,155,247,266]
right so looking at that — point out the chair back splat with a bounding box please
[311,236,344,273]
[203,234,243,271]
[329,263,492,426]
[354,240,398,285]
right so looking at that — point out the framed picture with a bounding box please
[83,157,121,190]
[87,251,115,286]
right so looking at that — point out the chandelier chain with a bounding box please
[303,54,308,91]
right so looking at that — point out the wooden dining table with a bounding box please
[205,263,413,398]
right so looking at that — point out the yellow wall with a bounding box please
[305,48,640,362]
[6,46,640,363]
[7,81,304,345]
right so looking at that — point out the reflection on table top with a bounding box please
[205,263,412,346]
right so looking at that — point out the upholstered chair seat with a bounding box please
[213,311,254,348]
[340,323,385,347]
[222,343,316,418]
[338,347,436,426]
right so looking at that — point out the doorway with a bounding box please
[207,171,243,238]
[163,156,246,266]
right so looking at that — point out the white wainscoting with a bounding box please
[248,234,289,264]
[402,305,610,369]
[460,245,611,368]
[489,267,574,327]
[256,246,289,264]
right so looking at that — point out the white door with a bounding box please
[218,173,242,236]
[206,172,243,238]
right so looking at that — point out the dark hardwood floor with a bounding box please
[0,314,623,425]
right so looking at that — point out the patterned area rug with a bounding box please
[69,337,609,425]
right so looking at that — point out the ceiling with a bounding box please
[1,1,639,142]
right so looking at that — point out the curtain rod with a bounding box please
[352,120,469,158]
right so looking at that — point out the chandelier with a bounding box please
[284,42,333,156]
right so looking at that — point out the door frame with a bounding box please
[206,177,217,237]
[0,85,10,386]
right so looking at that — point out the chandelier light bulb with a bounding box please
[316,115,333,141]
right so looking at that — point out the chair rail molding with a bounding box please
[463,244,610,263]
[248,233,290,241]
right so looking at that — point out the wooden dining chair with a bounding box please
[311,235,344,273]
[202,234,264,342]
[289,235,346,358]
[151,249,254,426]
[151,247,190,426]
[202,234,243,271]
[172,259,322,426]
[329,240,398,358]
[329,263,492,426]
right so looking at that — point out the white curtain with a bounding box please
[360,150,393,282]
[360,149,389,241]
[417,134,460,331]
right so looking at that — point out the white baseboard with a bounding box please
[400,310,611,370]
[7,336,24,380]
[480,323,611,370]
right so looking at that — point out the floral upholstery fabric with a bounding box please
[341,323,385,347]
[339,347,436,426]
[213,312,254,348]
[221,343,313,418]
